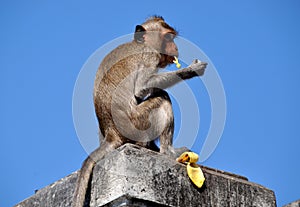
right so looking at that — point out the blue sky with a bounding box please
[1,1,299,206]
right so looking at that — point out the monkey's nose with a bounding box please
[175,45,178,51]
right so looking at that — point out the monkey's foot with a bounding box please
[160,146,177,159]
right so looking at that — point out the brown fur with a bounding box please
[72,16,207,207]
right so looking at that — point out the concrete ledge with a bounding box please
[283,199,300,207]
[14,172,77,207]
[15,143,277,207]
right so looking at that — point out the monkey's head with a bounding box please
[134,16,178,68]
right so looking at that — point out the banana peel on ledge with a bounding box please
[176,152,205,188]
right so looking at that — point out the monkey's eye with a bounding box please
[164,33,175,42]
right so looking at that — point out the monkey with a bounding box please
[72,16,207,207]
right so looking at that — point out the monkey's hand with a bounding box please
[175,59,207,80]
[187,59,207,76]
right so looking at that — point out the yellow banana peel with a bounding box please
[176,152,205,188]
[187,163,205,188]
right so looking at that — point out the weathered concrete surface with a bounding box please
[283,199,300,207]
[15,143,277,207]
[14,172,78,207]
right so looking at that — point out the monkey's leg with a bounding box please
[132,89,175,156]
[72,130,122,207]
[155,92,175,157]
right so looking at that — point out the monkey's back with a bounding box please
[94,41,160,137]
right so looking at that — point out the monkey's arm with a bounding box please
[146,60,207,90]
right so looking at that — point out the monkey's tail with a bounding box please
[71,157,95,207]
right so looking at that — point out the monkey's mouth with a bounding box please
[168,55,178,64]
[158,54,177,68]
[164,54,175,62]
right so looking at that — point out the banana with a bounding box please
[176,152,205,188]
[173,56,181,69]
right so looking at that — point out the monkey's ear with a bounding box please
[134,25,146,43]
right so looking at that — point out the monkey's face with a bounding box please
[159,32,178,68]
[141,31,178,68]
[134,21,178,68]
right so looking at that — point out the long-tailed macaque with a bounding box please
[72,16,207,207]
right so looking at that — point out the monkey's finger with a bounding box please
[192,59,200,64]
[195,61,208,67]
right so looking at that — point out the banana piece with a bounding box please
[176,152,205,188]
[173,56,181,69]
